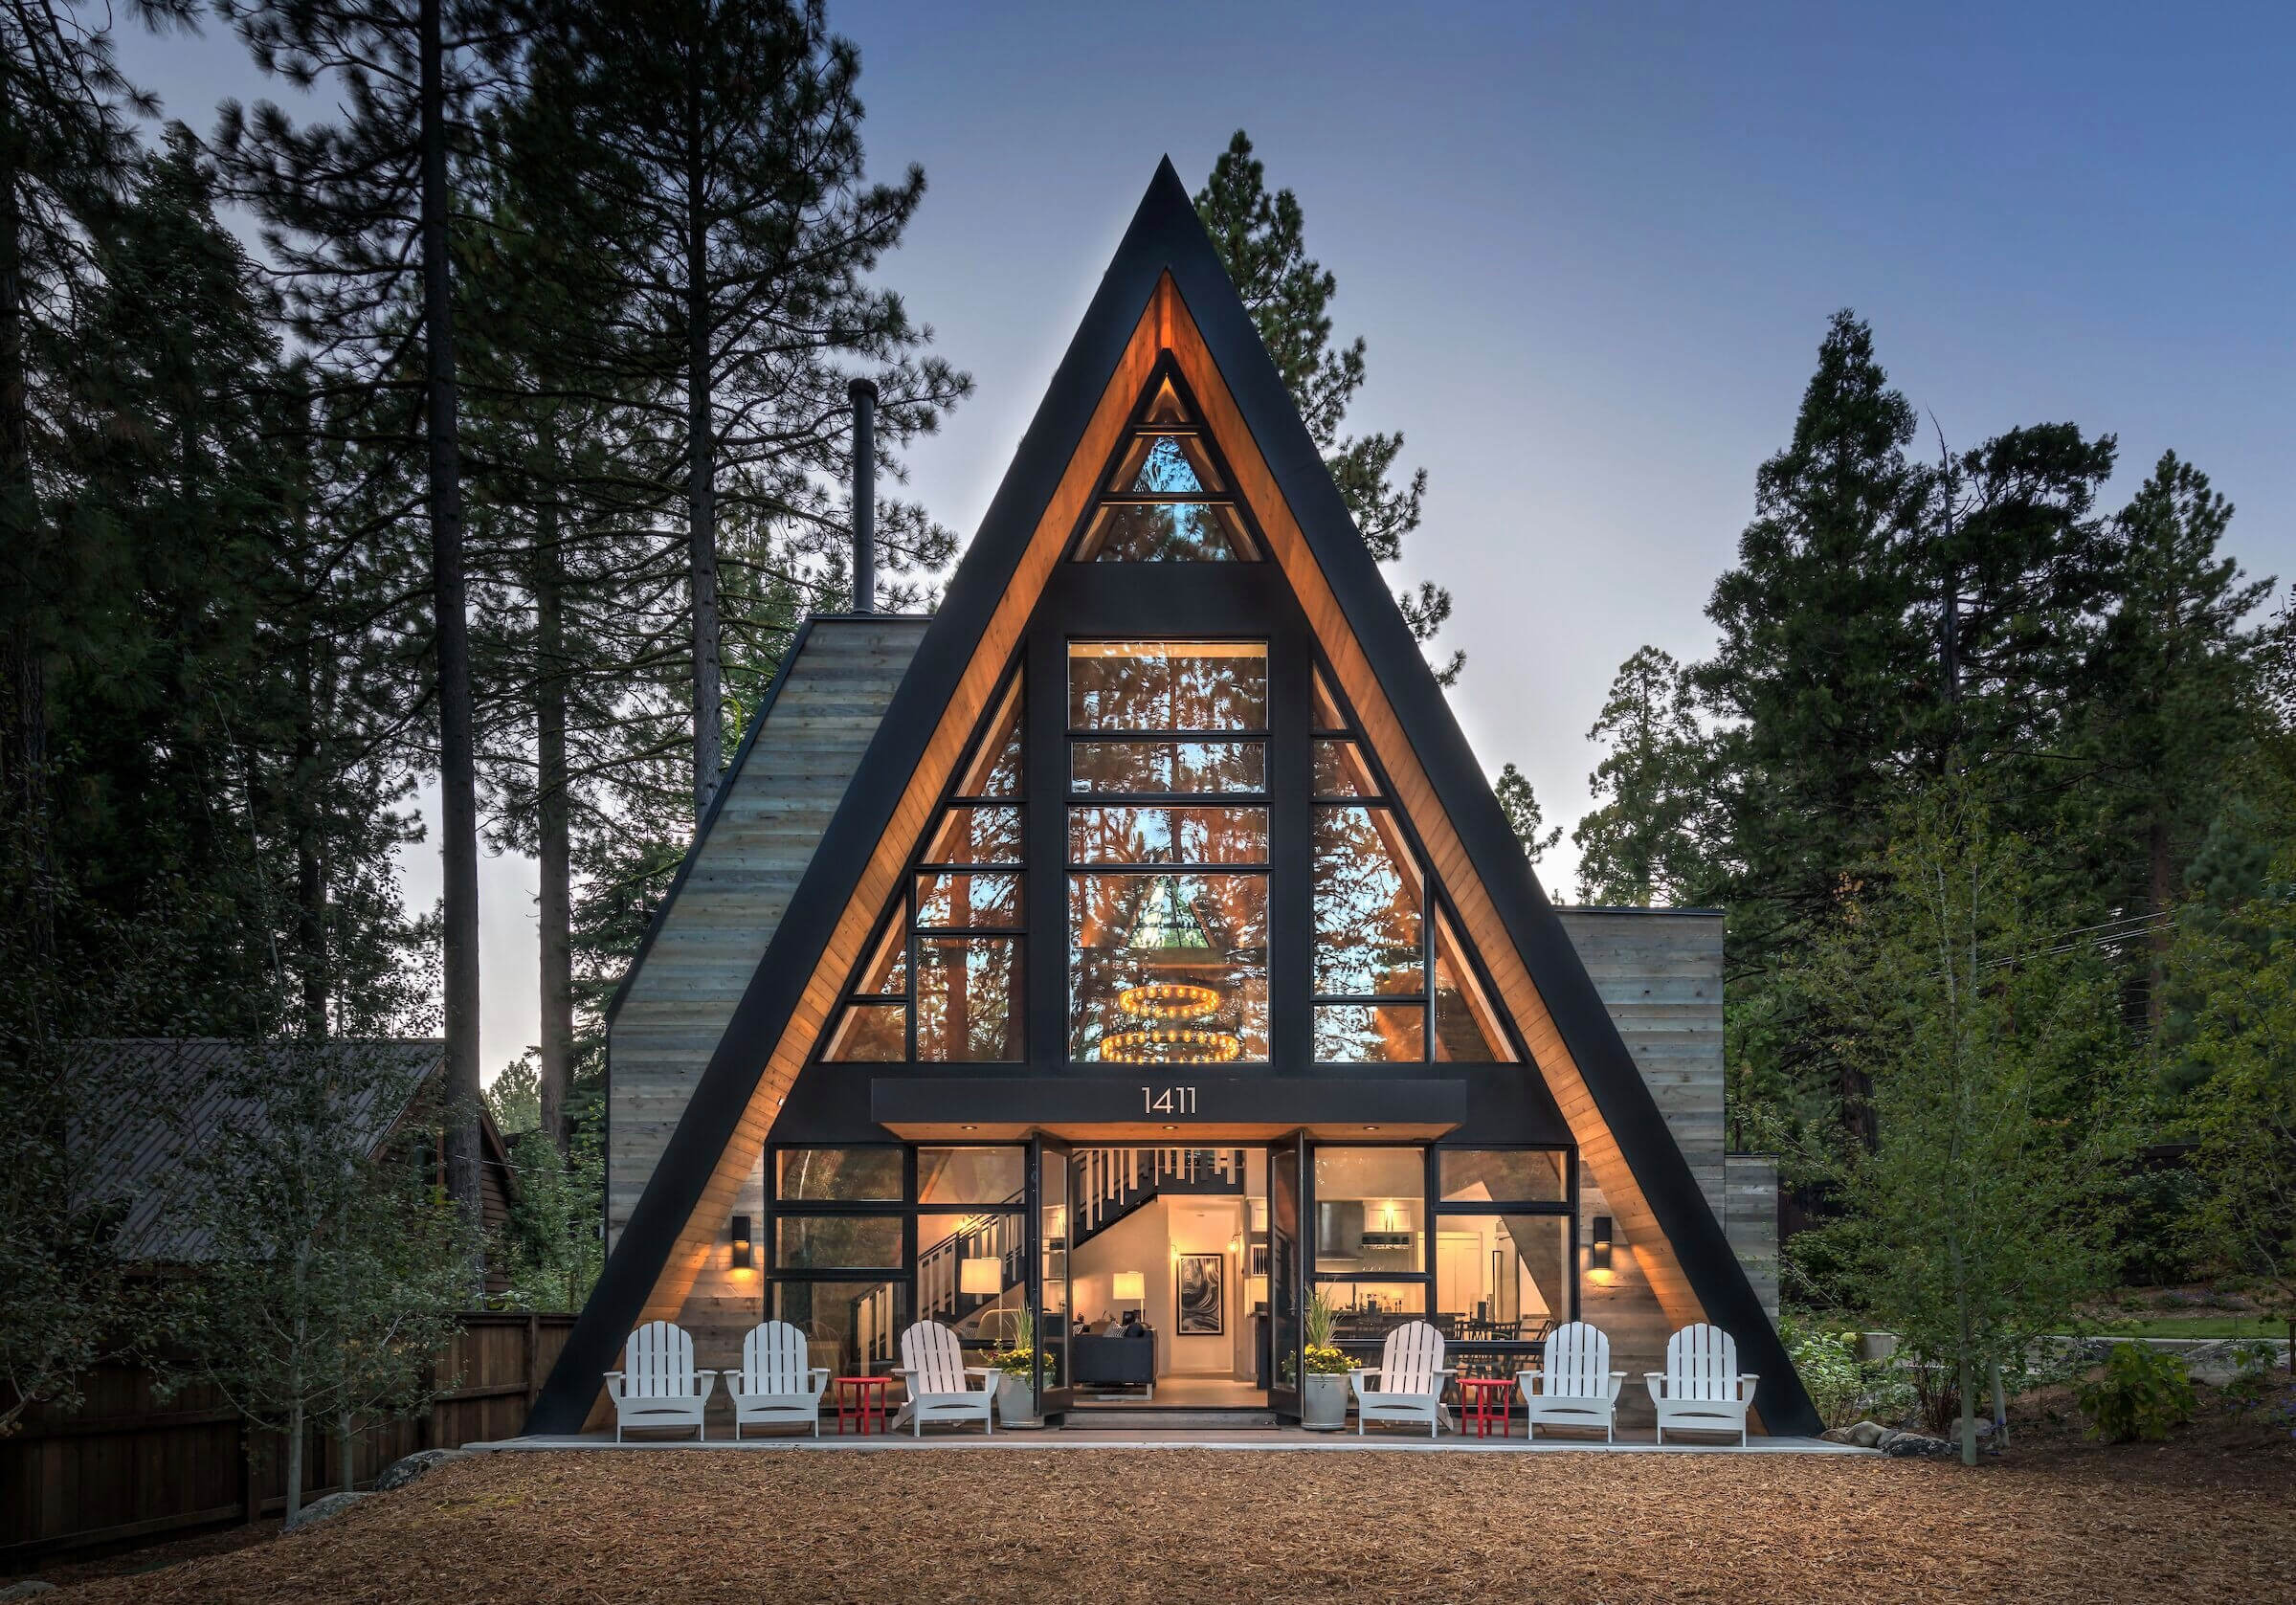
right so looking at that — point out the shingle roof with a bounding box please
[71,1037,444,1263]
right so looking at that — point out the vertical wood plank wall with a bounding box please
[607,619,928,1252]
[1558,908,1778,1422]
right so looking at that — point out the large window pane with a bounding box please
[916,938,1018,1060]
[1434,909,1512,1060]
[917,1210,1026,1326]
[917,1147,1027,1204]
[1314,806,1424,996]
[1314,1002,1425,1062]
[1107,432,1222,495]
[852,913,906,997]
[774,1215,903,1270]
[1069,873,1268,1060]
[1312,1148,1424,1274]
[924,805,1023,864]
[1434,1215,1570,1336]
[1318,1282,1428,1347]
[772,1281,907,1376]
[1438,1149,1567,1205]
[1068,641,1268,731]
[956,679,1022,798]
[1071,739,1266,794]
[1067,806,1267,865]
[914,871,1021,928]
[776,1148,903,1201]
[1078,502,1253,563]
[822,1002,904,1062]
[1313,740,1375,798]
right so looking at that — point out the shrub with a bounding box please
[2076,1343,2196,1442]
[1782,1318,1864,1428]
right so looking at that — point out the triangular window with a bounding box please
[1072,361,1261,563]
[1310,661,1518,1064]
[822,671,1025,1063]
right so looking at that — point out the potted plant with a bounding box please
[1300,1289,1353,1431]
[992,1308,1047,1428]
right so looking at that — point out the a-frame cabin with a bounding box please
[532,160,1817,1438]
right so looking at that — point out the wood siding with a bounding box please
[607,619,928,1249]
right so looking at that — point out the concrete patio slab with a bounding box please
[468,1427,1865,1455]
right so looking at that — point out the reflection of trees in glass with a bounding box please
[1313,807,1424,995]
[778,1148,904,1201]
[1068,873,1269,1058]
[1070,739,1266,793]
[776,1215,902,1268]
[1068,645,1268,731]
[1067,806,1266,865]
[917,938,1016,1059]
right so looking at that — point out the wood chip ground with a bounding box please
[53,1438,2296,1604]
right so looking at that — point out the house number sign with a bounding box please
[1139,1085,1199,1115]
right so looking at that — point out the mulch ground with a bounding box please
[48,1424,2296,1605]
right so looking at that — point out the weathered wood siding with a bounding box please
[1557,908,1778,1417]
[607,618,927,1257]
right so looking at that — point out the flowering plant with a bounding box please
[1303,1343,1355,1375]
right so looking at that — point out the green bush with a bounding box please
[1781,1318,1864,1428]
[2076,1343,2196,1442]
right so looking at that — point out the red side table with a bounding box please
[835,1374,892,1436]
[1458,1375,1517,1439]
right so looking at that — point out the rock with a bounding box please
[374,1447,471,1492]
[1878,1430,1956,1459]
[0,1580,58,1599]
[284,1491,368,1532]
[1820,1419,1890,1448]
[2182,1340,2269,1390]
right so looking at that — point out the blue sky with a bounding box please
[117,1,2295,1076]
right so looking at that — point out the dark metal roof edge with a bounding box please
[529,164,1187,1435]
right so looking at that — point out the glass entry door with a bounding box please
[1266,1132,1304,1418]
[1029,1134,1075,1416]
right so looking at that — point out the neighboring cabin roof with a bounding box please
[72,1037,479,1263]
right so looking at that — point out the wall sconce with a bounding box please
[1590,1215,1614,1276]
[729,1215,752,1271]
[1113,1271,1145,1321]
[960,1256,1002,1297]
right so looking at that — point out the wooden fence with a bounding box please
[0,1311,575,1570]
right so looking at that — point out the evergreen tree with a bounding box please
[541,0,968,821]
[1492,763,1560,889]
[209,0,512,1245]
[1195,131,1458,683]
[1572,645,1712,906]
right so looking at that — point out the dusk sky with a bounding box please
[120,1,2294,1080]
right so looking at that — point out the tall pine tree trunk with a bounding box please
[418,0,483,1255]
[683,72,722,824]
[534,488,573,1153]
[2146,814,2172,1038]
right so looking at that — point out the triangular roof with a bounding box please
[533,159,1817,1436]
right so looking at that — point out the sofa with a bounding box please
[1072,1328,1154,1393]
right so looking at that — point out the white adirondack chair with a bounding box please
[1350,1320,1454,1437]
[729,1320,831,1438]
[1517,1321,1627,1441]
[891,1321,996,1437]
[604,1320,717,1442]
[1644,1323,1760,1445]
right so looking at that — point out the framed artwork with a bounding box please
[1177,1253,1224,1336]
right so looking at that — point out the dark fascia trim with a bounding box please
[527,164,1188,1435]
[1557,905,1726,918]
[599,613,928,1028]
[1150,172,1821,1436]
[530,157,1819,1438]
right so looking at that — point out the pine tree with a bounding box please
[1195,131,1458,683]
[1572,646,1712,906]
[1492,763,1560,890]
[540,0,968,821]
[209,0,510,1246]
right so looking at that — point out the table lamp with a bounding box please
[960,1256,1002,1296]
[1246,1274,1269,1311]
[1113,1270,1145,1323]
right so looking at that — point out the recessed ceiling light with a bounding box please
[961,1125,977,1131]
[1364,1124,1380,1131]
[1162,1124,1177,1131]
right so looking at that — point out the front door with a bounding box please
[1030,1133,1075,1416]
[1266,1131,1304,1418]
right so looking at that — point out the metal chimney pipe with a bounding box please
[847,377,878,613]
